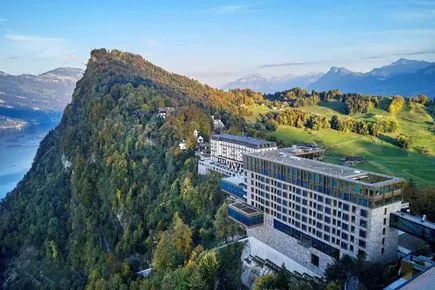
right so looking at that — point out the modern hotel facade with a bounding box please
[199,134,278,176]
[242,149,404,275]
[211,134,278,173]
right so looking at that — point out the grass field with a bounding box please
[247,101,435,186]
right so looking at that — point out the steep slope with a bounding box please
[0,49,245,288]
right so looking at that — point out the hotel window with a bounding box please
[360,219,367,228]
[342,213,349,220]
[341,242,348,250]
[359,230,366,238]
[359,240,366,248]
[324,234,330,242]
[325,207,331,214]
[361,209,368,218]
[324,225,330,232]
[311,254,319,267]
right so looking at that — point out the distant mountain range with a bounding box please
[0,67,84,123]
[308,59,435,97]
[222,73,323,93]
[223,59,435,97]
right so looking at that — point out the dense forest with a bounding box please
[0,49,247,288]
[0,49,434,289]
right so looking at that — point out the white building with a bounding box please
[210,134,277,173]
[198,134,277,176]
[237,148,404,276]
[157,107,175,119]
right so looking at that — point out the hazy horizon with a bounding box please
[1,0,435,86]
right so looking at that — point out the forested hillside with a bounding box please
[0,49,247,289]
[1,49,434,289]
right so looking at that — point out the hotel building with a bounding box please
[233,148,404,276]
[199,134,278,176]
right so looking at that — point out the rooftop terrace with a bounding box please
[247,148,403,187]
[212,134,277,149]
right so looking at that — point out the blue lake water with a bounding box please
[0,123,57,199]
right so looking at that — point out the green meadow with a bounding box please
[247,102,435,186]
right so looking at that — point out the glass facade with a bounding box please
[244,155,403,208]
[274,219,340,259]
[390,213,435,243]
[228,206,264,227]
[220,180,246,200]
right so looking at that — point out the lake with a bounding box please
[0,122,57,199]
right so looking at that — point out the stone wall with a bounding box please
[366,201,401,263]
[247,214,335,276]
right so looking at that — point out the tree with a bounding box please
[153,213,193,272]
[326,281,341,290]
[198,251,219,289]
[388,96,405,114]
[397,134,412,149]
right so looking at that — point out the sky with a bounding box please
[0,0,435,86]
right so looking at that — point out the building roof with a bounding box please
[246,148,403,187]
[393,212,435,231]
[222,175,245,186]
[400,266,435,290]
[212,134,277,149]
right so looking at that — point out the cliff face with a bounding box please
[0,49,241,288]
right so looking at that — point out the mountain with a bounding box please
[223,73,323,93]
[368,58,434,78]
[0,67,84,124]
[0,49,246,288]
[308,59,435,97]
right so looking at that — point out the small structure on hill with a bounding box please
[343,156,367,166]
[212,115,226,131]
[157,107,175,119]
[179,140,186,150]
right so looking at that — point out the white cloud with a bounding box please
[3,34,70,58]
[214,4,250,15]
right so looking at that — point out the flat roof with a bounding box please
[246,148,403,186]
[212,134,276,148]
[392,212,435,231]
[222,175,245,186]
[276,146,324,156]
[400,266,435,290]
[229,202,263,216]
